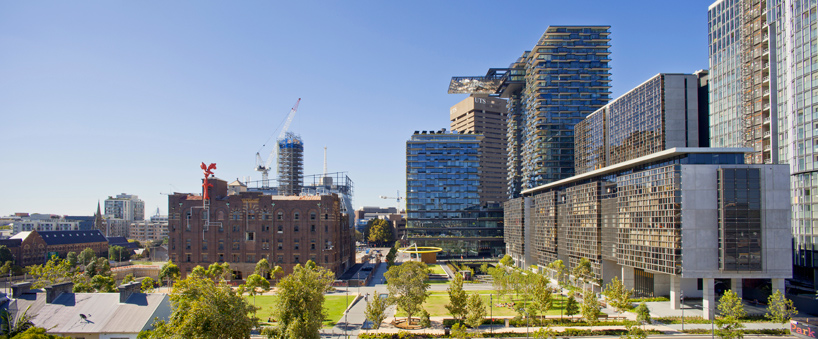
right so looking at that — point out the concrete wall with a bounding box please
[680,164,791,279]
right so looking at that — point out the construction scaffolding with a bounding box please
[277,132,303,196]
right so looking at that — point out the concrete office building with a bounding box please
[450,95,509,205]
[709,0,818,287]
[11,214,79,235]
[450,26,612,197]
[504,72,792,320]
[406,131,504,258]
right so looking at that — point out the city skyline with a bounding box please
[1,1,713,216]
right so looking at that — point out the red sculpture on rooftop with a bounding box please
[201,162,217,200]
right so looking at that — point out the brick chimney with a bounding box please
[118,281,142,303]
[11,282,31,298]
[45,282,73,303]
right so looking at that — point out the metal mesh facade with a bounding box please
[615,165,683,275]
[504,198,525,259]
[532,191,559,265]
[562,182,602,278]
[718,168,763,271]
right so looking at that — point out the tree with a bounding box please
[205,262,231,281]
[159,260,180,287]
[580,290,601,324]
[90,275,116,292]
[766,289,797,323]
[254,258,271,278]
[0,246,13,266]
[572,258,592,291]
[122,273,136,284]
[419,309,431,328]
[0,261,13,277]
[621,320,648,339]
[364,294,390,330]
[366,219,392,245]
[384,260,430,325]
[77,248,95,266]
[564,295,579,319]
[530,275,553,322]
[9,327,70,339]
[634,302,651,327]
[603,276,633,313]
[0,306,33,337]
[715,290,745,339]
[547,260,567,287]
[479,263,489,275]
[109,245,131,261]
[27,256,72,289]
[449,322,468,339]
[141,277,156,293]
[499,254,514,267]
[65,252,78,268]
[533,326,557,339]
[139,274,257,339]
[465,293,486,329]
[269,261,334,339]
[243,274,270,309]
[487,265,511,302]
[445,274,468,323]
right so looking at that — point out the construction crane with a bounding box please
[255,98,301,188]
[379,190,403,213]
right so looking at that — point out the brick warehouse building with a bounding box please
[168,178,354,280]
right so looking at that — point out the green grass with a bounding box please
[427,264,446,275]
[395,293,569,317]
[249,294,353,328]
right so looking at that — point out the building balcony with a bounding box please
[763,76,770,83]
[764,131,771,137]
[763,117,771,124]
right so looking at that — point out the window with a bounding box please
[277,255,284,263]
[310,212,316,220]
[325,225,328,232]
[232,225,239,232]
[294,212,300,220]
[277,240,283,250]
[202,253,208,262]
[247,254,255,263]
[217,210,225,220]
[246,232,255,241]
[185,239,191,250]
[277,225,283,233]
[293,255,300,263]
[186,254,191,262]
[232,239,240,250]
[232,254,239,262]
[294,225,299,232]
[202,240,208,250]
[219,224,224,232]
[218,240,224,250]
[310,225,315,232]
[324,255,328,263]
[219,253,224,262]
[277,211,283,220]
[311,243,316,250]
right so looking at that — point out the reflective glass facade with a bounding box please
[406,132,504,258]
[769,0,818,276]
[710,0,818,283]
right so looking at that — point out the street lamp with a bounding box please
[525,310,530,339]
[490,294,493,334]
[680,290,685,331]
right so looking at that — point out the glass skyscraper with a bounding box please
[449,26,612,197]
[709,0,818,287]
[405,131,504,258]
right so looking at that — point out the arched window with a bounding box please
[294,212,300,220]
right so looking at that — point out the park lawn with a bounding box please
[427,264,446,275]
[395,293,568,317]
[249,294,353,328]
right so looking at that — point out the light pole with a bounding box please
[345,281,349,339]
[490,294,493,334]
[680,290,685,331]
[525,310,530,339]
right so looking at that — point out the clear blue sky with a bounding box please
[0,1,714,217]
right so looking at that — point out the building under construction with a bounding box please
[278,132,303,196]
